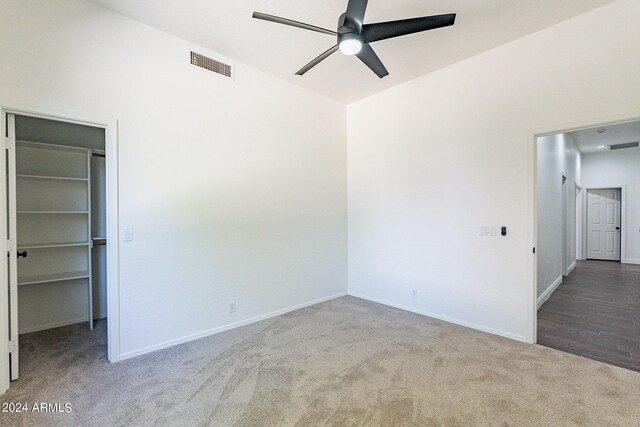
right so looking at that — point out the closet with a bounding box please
[13,115,106,334]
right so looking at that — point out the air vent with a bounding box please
[190,51,232,78]
[609,142,639,150]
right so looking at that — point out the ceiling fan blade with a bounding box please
[362,14,456,43]
[253,12,337,36]
[344,0,368,31]
[296,45,339,76]
[356,44,389,78]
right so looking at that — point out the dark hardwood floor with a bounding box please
[537,260,640,372]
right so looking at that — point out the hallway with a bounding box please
[538,260,640,371]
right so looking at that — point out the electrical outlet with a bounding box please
[229,301,236,313]
[411,289,418,299]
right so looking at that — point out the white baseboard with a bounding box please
[19,317,88,335]
[118,291,348,361]
[623,258,640,265]
[347,291,527,343]
[537,275,563,310]
[567,261,576,274]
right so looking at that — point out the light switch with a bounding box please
[480,224,498,236]
[123,227,133,241]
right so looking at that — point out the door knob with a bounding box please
[616,227,621,230]
[17,251,27,258]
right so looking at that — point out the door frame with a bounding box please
[529,112,640,344]
[575,184,583,262]
[561,174,568,277]
[0,105,120,394]
[584,186,625,263]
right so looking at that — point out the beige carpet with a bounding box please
[2,296,640,426]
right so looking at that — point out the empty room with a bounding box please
[1,0,639,425]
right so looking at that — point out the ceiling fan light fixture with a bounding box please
[338,33,363,55]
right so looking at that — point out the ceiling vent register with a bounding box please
[609,142,639,150]
[190,51,232,78]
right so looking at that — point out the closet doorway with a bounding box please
[1,109,119,391]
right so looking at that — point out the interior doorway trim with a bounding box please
[575,183,583,262]
[561,174,568,277]
[529,112,640,345]
[0,105,120,394]
[584,186,625,263]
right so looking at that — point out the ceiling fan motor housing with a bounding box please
[338,12,361,35]
[337,13,364,55]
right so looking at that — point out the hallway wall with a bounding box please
[536,134,581,302]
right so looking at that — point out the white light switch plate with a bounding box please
[480,224,497,236]
[123,227,133,241]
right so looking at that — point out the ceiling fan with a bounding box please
[252,0,456,78]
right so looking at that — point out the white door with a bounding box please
[3,113,19,380]
[587,188,621,261]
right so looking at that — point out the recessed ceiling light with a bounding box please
[596,128,607,134]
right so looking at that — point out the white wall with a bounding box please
[582,148,640,264]
[536,133,581,304]
[0,0,347,357]
[347,0,640,342]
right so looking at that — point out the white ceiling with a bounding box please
[89,0,613,104]
[570,121,640,154]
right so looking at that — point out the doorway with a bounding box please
[1,108,119,394]
[534,118,640,371]
[586,188,622,261]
